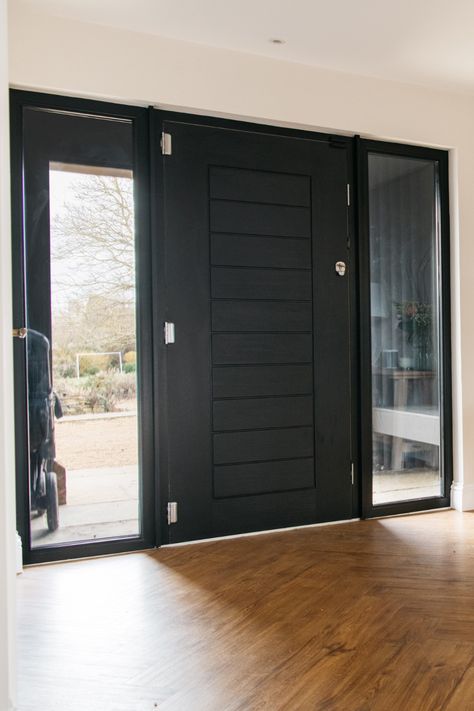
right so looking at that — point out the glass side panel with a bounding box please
[29,163,140,546]
[368,153,443,505]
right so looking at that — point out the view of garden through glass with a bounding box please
[30,164,140,546]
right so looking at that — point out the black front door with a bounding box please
[160,119,355,542]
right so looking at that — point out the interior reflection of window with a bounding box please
[369,154,442,506]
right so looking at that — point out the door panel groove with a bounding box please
[212,267,312,301]
[211,234,311,269]
[212,424,314,435]
[210,264,312,272]
[210,200,311,239]
[213,393,313,401]
[212,362,314,368]
[213,485,316,500]
[209,165,311,205]
[211,230,311,242]
[210,197,310,209]
[213,455,315,467]
[211,330,313,336]
[210,297,313,303]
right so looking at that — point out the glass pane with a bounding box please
[369,153,443,505]
[29,160,140,546]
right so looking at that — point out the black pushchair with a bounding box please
[28,329,62,532]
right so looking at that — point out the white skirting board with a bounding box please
[16,533,22,575]
[451,482,474,511]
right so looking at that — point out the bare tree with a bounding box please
[50,172,136,362]
[51,173,135,304]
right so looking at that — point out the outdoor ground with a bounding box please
[30,408,139,546]
[56,407,138,469]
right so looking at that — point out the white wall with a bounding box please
[1,0,16,709]
[7,3,474,511]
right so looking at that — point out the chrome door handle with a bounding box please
[335,261,347,276]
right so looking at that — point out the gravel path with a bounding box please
[55,412,138,469]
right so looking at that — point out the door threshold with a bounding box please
[368,506,452,521]
[165,518,361,547]
[23,545,156,568]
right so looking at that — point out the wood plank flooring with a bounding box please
[17,510,474,710]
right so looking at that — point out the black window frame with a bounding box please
[10,89,160,564]
[356,137,452,518]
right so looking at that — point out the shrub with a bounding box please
[83,375,117,413]
[56,364,76,378]
[77,353,126,376]
[54,371,136,415]
[82,366,100,376]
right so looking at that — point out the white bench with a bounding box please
[373,406,440,469]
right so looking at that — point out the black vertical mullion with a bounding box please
[356,137,374,518]
[346,138,360,519]
[133,107,155,549]
[10,90,31,556]
[148,108,169,547]
[438,151,453,505]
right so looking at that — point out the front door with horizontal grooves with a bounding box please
[161,120,353,542]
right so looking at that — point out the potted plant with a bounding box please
[395,301,433,370]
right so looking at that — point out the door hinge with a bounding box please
[167,502,178,524]
[161,132,172,155]
[164,322,175,345]
[347,183,351,207]
[12,327,27,339]
[351,462,355,486]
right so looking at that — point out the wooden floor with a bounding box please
[17,510,474,710]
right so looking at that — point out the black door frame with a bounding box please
[10,90,158,563]
[10,90,453,562]
[356,137,452,518]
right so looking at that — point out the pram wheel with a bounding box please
[45,469,59,532]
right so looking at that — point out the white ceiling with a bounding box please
[18,0,474,93]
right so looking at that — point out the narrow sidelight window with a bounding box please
[11,94,154,563]
[362,144,451,513]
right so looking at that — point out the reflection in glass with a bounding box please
[30,164,140,546]
[369,154,442,505]
[28,329,60,534]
